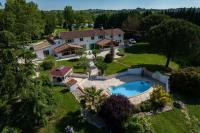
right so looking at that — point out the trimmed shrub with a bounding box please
[123,116,155,133]
[94,57,107,75]
[117,48,125,56]
[150,86,172,110]
[92,49,100,57]
[139,100,152,112]
[104,53,113,63]
[170,67,200,96]
[99,95,132,133]
[40,56,55,70]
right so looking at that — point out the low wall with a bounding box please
[129,87,154,105]
[71,67,170,91]
[151,71,170,92]
[71,73,89,78]
[95,68,142,80]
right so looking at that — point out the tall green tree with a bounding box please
[56,11,64,27]
[140,14,170,32]
[43,12,56,35]
[79,56,90,74]
[1,0,44,39]
[94,57,107,75]
[148,19,200,68]
[94,13,110,29]
[63,6,74,31]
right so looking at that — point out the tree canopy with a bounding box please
[64,6,74,31]
[148,19,200,67]
[0,1,55,131]
[1,0,44,39]
[140,14,170,32]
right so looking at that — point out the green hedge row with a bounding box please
[170,67,200,96]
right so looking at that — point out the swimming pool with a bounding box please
[110,81,151,97]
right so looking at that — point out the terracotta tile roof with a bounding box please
[33,41,50,51]
[50,66,72,77]
[47,35,56,44]
[54,44,83,53]
[67,78,77,86]
[104,28,125,35]
[60,28,124,40]
[96,39,112,47]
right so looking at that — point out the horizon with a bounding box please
[0,0,200,10]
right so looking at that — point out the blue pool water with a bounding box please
[110,81,151,97]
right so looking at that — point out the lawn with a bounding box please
[150,94,200,133]
[56,59,84,74]
[105,62,127,75]
[150,109,188,133]
[54,27,93,34]
[105,43,179,75]
[118,53,178,70]
[39,86,102,133]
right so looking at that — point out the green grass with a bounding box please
[56,59,84,74]
[150,109,188,133]
[118,53,178,69]
[39,86,102,133]
[187,105,200,119]
[54,28,68,34]
[105,62,127,75]
[104,43,179,75]
[150,93,200,133]
[54,27,93,34]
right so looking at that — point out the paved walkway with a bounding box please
[89,60,99,76]
[97,48,121,59]
[56,56,80,61]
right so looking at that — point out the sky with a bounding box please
[0,0,200,10]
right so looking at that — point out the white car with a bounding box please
[129,39,136,44]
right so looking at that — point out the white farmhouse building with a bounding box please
[33,28,125,59]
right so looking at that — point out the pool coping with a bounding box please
[107,80,155,104]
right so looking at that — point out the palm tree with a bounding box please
[81,87,105,112]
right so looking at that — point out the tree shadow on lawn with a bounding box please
[131,64,173,73]
[68,59,80,62]
[60,89,70,94]
[125,43,160,54]
[56,110,102,133]
[115,68,128,73]
[172,93,200,105]
[125,44,184,67]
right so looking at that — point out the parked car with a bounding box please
[128,38,136,44]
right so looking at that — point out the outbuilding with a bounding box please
[50,66,73,83]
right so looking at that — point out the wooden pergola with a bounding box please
[96,39,118,49]
[54,44,83,56]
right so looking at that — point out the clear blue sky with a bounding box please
[1,0,200,10]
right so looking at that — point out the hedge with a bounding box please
[170,67,200,96]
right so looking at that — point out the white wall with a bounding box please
[35,33,124,59]
[67,33,124,50]
[35,46,50,59]
[35,50,45,59]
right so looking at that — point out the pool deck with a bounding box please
[74,74,163,105]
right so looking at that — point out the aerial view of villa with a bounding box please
[1,0,200,133]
